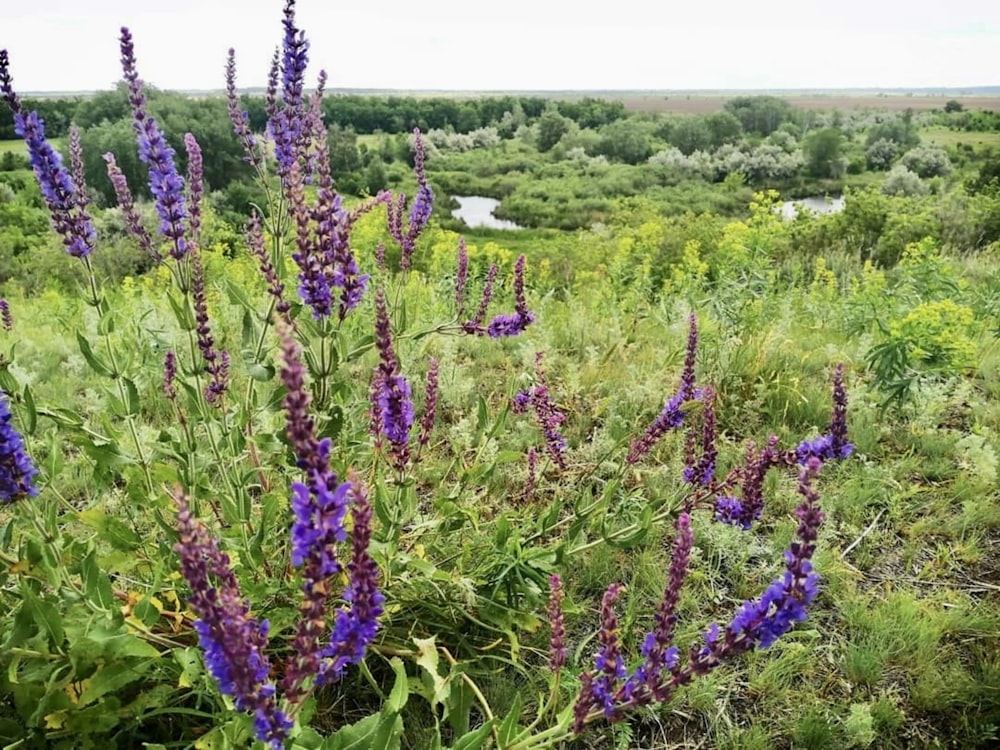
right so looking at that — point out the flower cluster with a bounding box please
[1,51,96,259]
[796,363,855,463]
[569,458,828,733]
[513,352,569,471]
[372,289,415,469]
[458,251,535,338]
[627,315,700,464]
[386,129,434,269]
[173,493,291,748]
[119,27,189,260]
[0,299,12,332]
[0,388,38,503]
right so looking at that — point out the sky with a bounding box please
[2,0,999,93]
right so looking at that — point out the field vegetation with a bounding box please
[0,3,999,749]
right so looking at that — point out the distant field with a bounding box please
[920,126,1000,148]
[0,137,65,155]
[618,94,1000,114]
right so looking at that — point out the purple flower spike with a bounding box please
[68,125,88,213]
[591,583,626,718]
[184,134,204,249]
[319,472,385,685]
[0,299,12,332]
[455,238,469,317]
[523,446,538,504]
[163,351,177,402]
[173,493,291,748]
[276,321,352,703]
[548,574,567,672]
[247,213,290,321]
[417,358,439,454]
[644,512,693,697]
[120,28,188,260]
[373,290,414,469]
[0,388,39,504]
[683,387,716,486]
[225,49,261,168]
[104,153,160,264]
[627,315,699,464]
[1,51,95,259]
[463,263,498,334]
[796,364,855,464]
[385,129,434,269]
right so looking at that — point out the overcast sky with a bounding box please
[3,0,999,93]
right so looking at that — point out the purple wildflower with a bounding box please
[247,213,290,321]
[269,0,309,178]
[318,473,385,685]
[515,353,569,471]
[683,388,716,486]
[512,390,530,414]
[796,364,854,463]
[1,51,95,259]
[455,238,469,317]
[68,125,88,213]
[225,49,262,168]
[416,358,439,454]
[590,584,626,718]
[385,129,434,269]
[486,256,536,338]
[184,134,204,250]
[190,248,228,406]
[163,351,177,401]
[173,494,290,748]
[103,153,160,264]
[0,299,11,332]
[373,290,414,469]
[276,321,352,702]
[715,435,782,530]
[120,27,188,260]
[523,446,538,504]
[627,315,699,464]
[0,388,39,503]
[548,574,567,672]
[464,263,498,334]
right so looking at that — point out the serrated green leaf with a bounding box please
[123,378,141,417]
[76,332,114,377]
[496,692,524,745]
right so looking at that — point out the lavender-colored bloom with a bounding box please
[173,494,290,748]
[515,353,568,471]
[225,49,262,168]
[246,213,290,320]
[103,153,160,264]
[1,51,95,259]
[591,583,626,718]
[417,358,439,453]
[318,473,385,685]
[512,390,530,414]
[627,315,699,464]
[487,311,535,338]
[683,388,716,486]
[455,237,469,317]
[68,125,88,213]
[715,436,782,530]
[287,161,333,319]
[276,321,352,702]
[163,351,177,401]
[184,134,204,249]
[523,446,538,504]
[385,130,434,269]
[190,248,228,406]
[463,263,498,334]
[119,28,188,260]
[0,388,39,504]
[548,574,567,672]
[0,299,11,332]
[796,364,854,463]
[264,47,280,121]
[268,0,309,177]
[373,290,413,468]
[375,241,387,272]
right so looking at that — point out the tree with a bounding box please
[944,99,964,113]
[536,109,571,153]
[724,95,795,136]
[670,118,712,155]
[595,120,653,165]
[803,128,845,178]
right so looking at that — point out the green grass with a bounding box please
[921,126,1000,149]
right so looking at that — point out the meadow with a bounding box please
[1,3,999,749]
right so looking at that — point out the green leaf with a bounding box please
[20,586,64,647]
[166,291,195,331]
[20,384,36,435]
[447,720,496,750]
[123,378,141,417]
[324,711,403,750]
[385,657,410,713]
[496,692,524,745]
[77,508,141,551]
[80,549,115,611]
[76,332,114,377]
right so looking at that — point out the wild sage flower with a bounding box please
[277,322,352,702]
[523,446,538,504]
[627,315,699,464]
[120,27,188,260]
[173,494,291,748]
[1,51,95,259]
[318,473,385,685]
[417,358,439,454]
[184,134,204,249]
[225,49,262,168]
[714,435,782,530]
[373,290,414,468]
[163,351,177,401]
[463,263,498,334]
[455,238,469,317]
[683,387,716,486]
[0,299,11,332]
[514,353,568,471]
[68,125,88,213]
[386,129,434,269]
[0,388,39,504]
[190,248,228,406]
[573,583,626,727]
[103,153,160,264]
[796,363,854,463]
[247,214,290,321]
